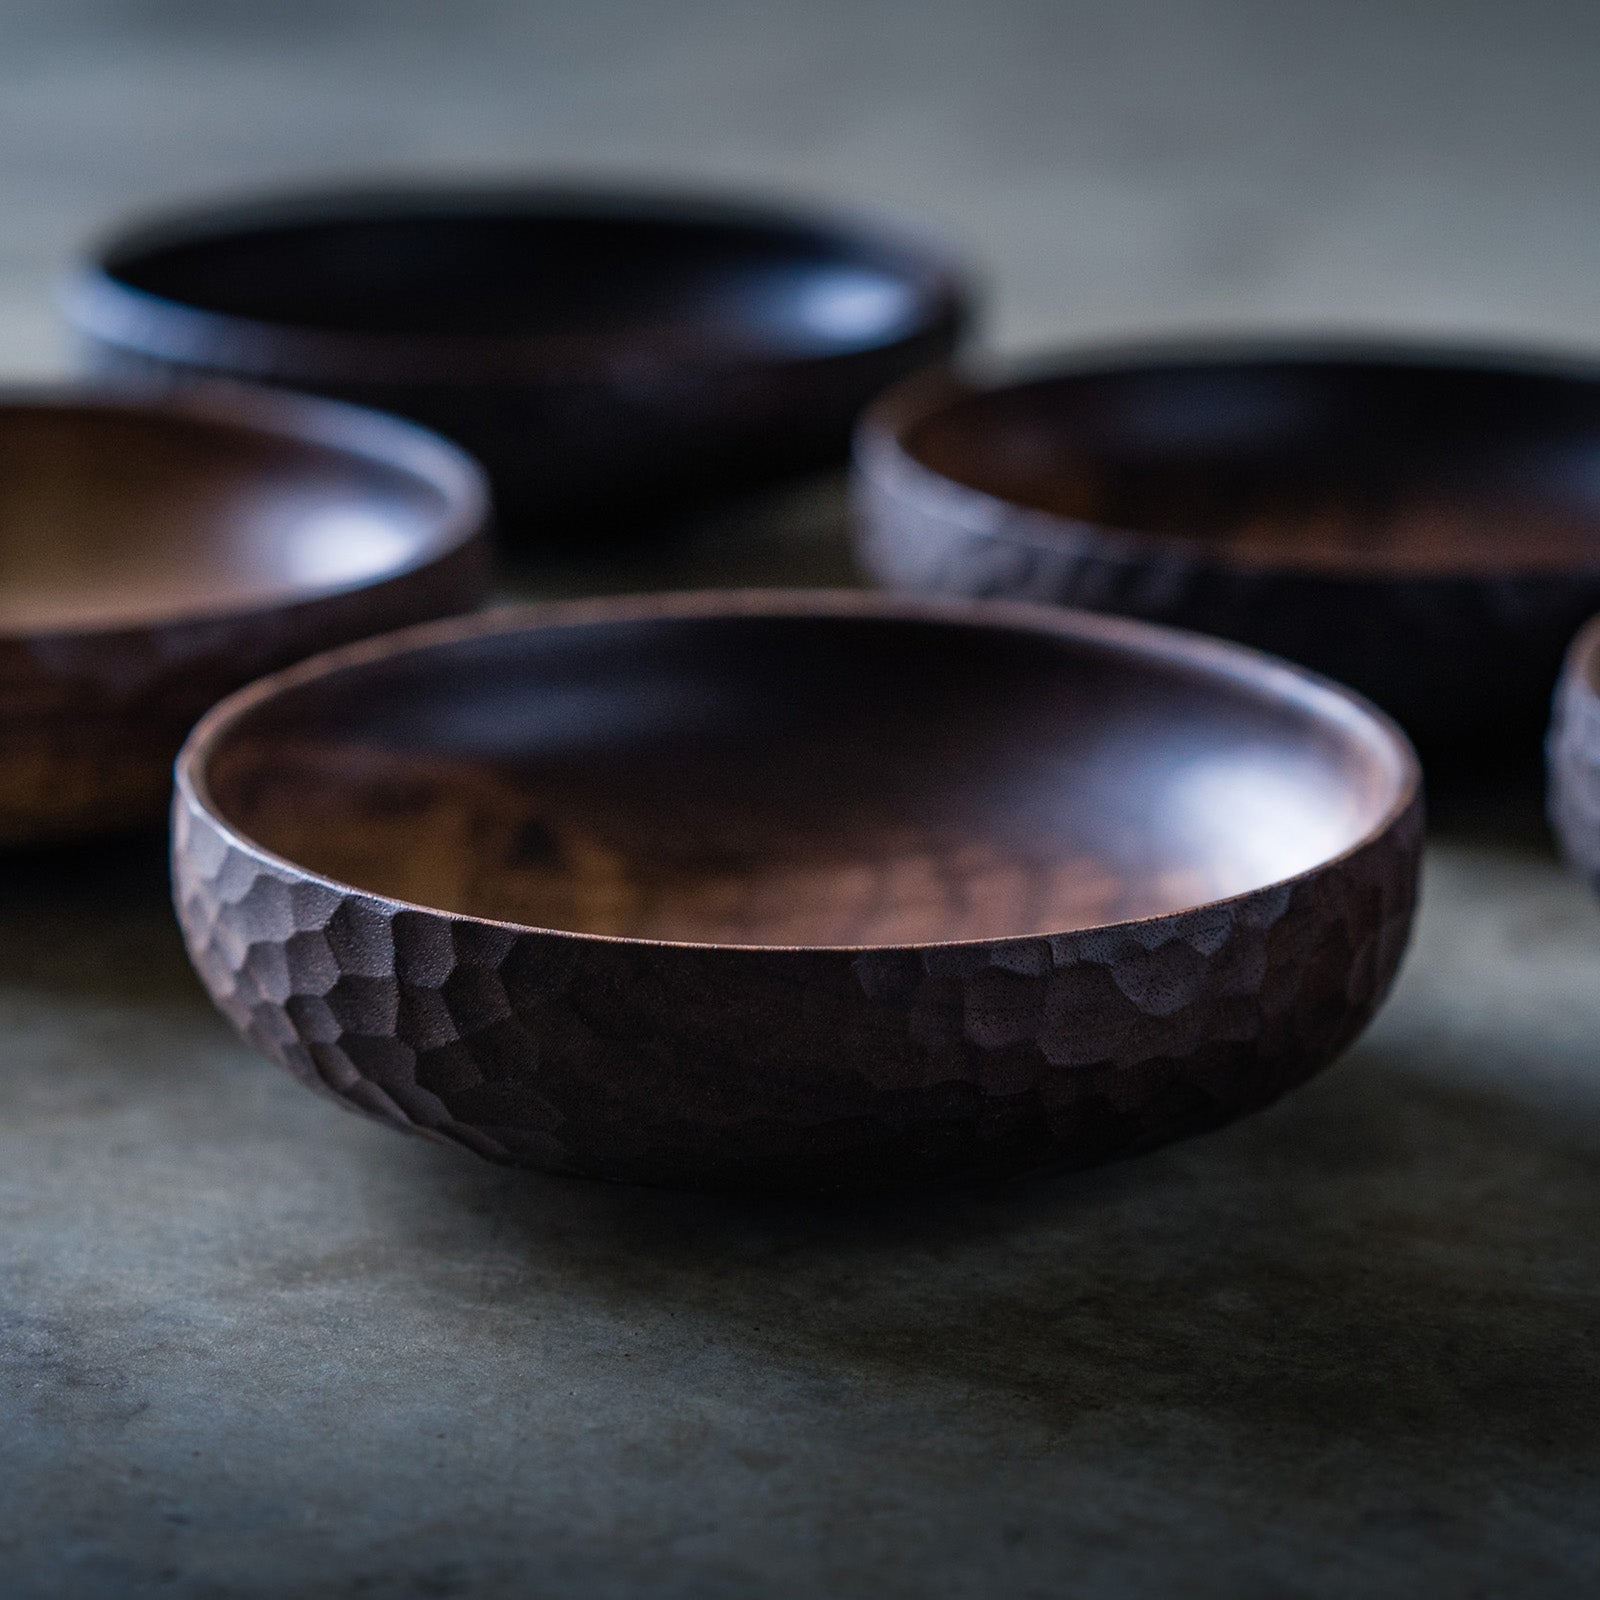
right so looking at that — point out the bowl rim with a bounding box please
[855,333,1600,582]
[0,381,490,641]
[66,180,975,385]
[175,587,1423,956]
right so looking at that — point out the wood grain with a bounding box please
[175,591,1423,1193]
[856,345,1600,747]
[0,387,488,843]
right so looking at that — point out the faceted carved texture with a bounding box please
[853,351,1600,751]
[0,390,488,844]
[855,454,1600,749]
[1,550,485,844]
[174,786,1423,1195]
[1549,621,1600,895]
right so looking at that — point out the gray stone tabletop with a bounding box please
[3,3,1600,1595]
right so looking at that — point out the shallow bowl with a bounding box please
[1549,613,1600,893]
[70,184,972,546]
[0,387,488,844]
[174,591,1422,1194]
[855,341,1600,748]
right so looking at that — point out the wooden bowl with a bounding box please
[173,590,1422,1195]
[1548,612,1600,893]
[68,184,973,546]
[855,341,1600,748]
[0,387,489,845]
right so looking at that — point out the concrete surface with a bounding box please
[3,3,1600,1596]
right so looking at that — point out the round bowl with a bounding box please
[1549,612,1600,893]
[173,591,1422,1195]
[855,340,1600,749]
[69,184,973,546]
[0,387,488,844]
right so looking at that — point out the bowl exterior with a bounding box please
[855,457,1600,749]
[1549,626,1600,893]
[172,780,1423,1195]
[0,541,488,846]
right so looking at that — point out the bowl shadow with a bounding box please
[396,1038,1600,1467]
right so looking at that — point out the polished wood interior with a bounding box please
[202,607,1409,947]
[0,402,460,632]
[908,355,1600,572]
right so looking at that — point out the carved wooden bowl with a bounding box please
[855,342,1600,748]
[0,387,488,845]
[69,184,972,546]
[173,591,1422,1195]
[1549,613,1600,894]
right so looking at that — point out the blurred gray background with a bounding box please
[5,0,1600,374]
[4,5,1600,1599]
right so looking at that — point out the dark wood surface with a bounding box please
[70,185,973,547]
[1548,610,1600,892]
[0,386,489,843]
[856,342,1600,749]
[173,590,1421,1193]
[8,4,1600,1593]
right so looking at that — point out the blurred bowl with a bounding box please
[69,184,973,548]
[0,386,488,844]
[1549,612,1600,894]
[855,340,1600,749]
[173,590,1421,1195]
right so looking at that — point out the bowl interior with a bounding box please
[104,205,933,357]
[0,403,462,632]
[199,608,1409,948]
[906,357,1600,572]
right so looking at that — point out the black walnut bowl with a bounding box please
[0,386,488,844]
[69,184,973,546]
[174,591,1422,1195]
[855,341,1600,750]
[1549,612,1600,894]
